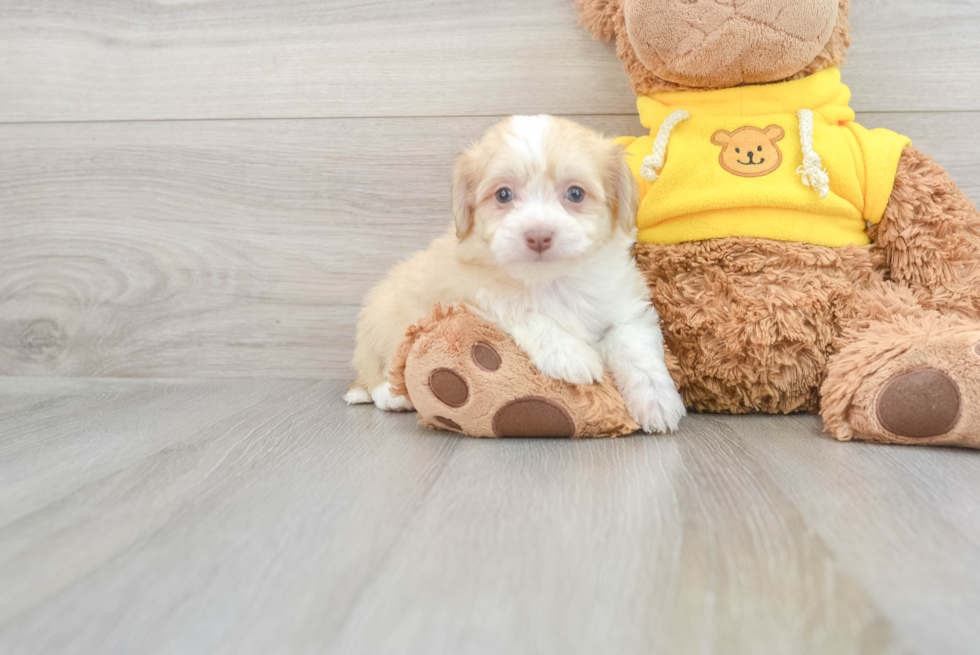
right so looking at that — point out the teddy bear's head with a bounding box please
[578,0,851,94]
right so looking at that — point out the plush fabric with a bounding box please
[821,315,980,447]
[622,0,840,89]
[576,0,980,448]
[389,305,638,439]
[577,0,853,95]
[619,68,910,246]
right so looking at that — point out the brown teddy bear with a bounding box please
[391,0,980,447]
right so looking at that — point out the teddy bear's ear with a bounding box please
[576,0,621,42]
[711,130,733,146]
[451,152,476,239]
[764,125,786,143]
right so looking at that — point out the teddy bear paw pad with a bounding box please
[492,397,576,438]
[471,342,502,371]
[876,368,961,439]
[428,368,469,408]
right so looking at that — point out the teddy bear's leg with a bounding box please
[634,238,854,415]
[821,280,980,447]
[871,146,980,321]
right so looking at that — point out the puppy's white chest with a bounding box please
[532,285,612,341]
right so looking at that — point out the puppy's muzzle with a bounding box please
[525,229,554,253]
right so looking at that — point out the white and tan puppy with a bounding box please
[346,115,685,433]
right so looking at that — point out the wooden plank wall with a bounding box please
[2,0,979,379]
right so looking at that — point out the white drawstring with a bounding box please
[642,108,831,199]
[796,109,831,199]
[640,110,690,182]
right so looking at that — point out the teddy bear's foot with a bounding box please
[822,316,980,448]
[387,305,639,439]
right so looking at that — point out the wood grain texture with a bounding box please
[2,113,979,379]
[3,2,979,653]
[728,415,980,655]
[1,0,979,123]
[0,115,641,378]
[5,378,980,654]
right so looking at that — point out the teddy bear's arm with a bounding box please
[871,146,980,322]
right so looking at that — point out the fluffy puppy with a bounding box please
[346,115,685,433]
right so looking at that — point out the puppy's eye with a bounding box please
[758,146,763,152]
[565,186,585,203]
[735,148,740,154]
[495,188,514,204]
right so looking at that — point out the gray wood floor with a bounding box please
[2,1,980,653]
[4,379,980,655]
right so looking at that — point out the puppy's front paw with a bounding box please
[370,381,415,412]
[622,375,686,434]
[530,338,604,385]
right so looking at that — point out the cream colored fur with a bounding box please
[348,115,685,433]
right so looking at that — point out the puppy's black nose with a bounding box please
[525,229,554,253]
[746,151,755,161]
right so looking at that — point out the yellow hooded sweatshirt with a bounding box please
[618,68,911,247]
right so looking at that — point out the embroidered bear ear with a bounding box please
[711,130,733,146]
[764,125,786,143]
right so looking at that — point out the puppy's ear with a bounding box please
[451,152,475,239]
[609,144,638,236]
